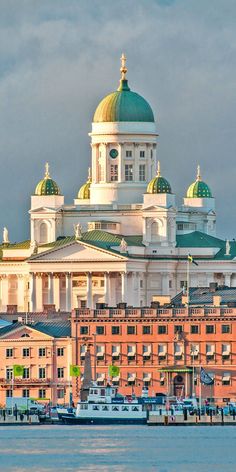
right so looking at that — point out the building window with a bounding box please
[23,368,30,379]
[222,373,231,386]
[126,150,132,158]
[139,164,146,181]
[96,326,105,335]
[39,368,46,379]
[80,326,89,335]
[23,389,29,398]
[191,325,199,334]
[57,389,65,399]
[180,281,187,289]
[39,348,46,357]
[23,348,30,358]
[112,326,120,335]
[57,368,64,379]
[57,348,64,357]
[140,150,145,158]
[110,164,118,182]
[127,326,136,335]
[206,325,215,334]
[38,389,46,399]
[125,164,133,181]
[160,374,165,386]
[222,324,231,334]
[6,389,12,398]
[169,280,172,289]
[174,325,183,334]
[143,326,151,335]
[6,368,13,380]
[158,325,167,334]
[6,348,13,358]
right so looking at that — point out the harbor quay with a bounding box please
[0,303,236,408]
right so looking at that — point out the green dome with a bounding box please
[93,55,154,123]
[147,162,172,194]
[78,169,91,199]
[186,166,212,198]
[35,163,61,196]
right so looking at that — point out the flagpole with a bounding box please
[199,367,202,412]
[187,257,190,312]
[11,374,14,415]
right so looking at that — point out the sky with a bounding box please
[0,0,235,242]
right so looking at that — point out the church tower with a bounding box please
[89,55,158,205]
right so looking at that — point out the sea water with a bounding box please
[0,424,235,471]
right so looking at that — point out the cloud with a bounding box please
[0,0,235,240]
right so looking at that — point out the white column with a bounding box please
[121,272,128,303]
[29,273,36,312]
[86,273,92,308]
[161,273,169,295]
[35,274,43,312]
[48,273,54,305]
[53,275,60,311]
[17,275,25,312]
[224,273,232,287]
[1,275,9,311]
[104,272,109,305]
[136,272,140,307]
[118,143,123,182]
[65,273,72,312]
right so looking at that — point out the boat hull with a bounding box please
[61,414,146,425]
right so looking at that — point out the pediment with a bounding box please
[29,206,63,214]
[143,204,174,211]
[0,325,52,340]
[30,240,127,262]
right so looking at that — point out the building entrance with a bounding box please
[173,374,185,398]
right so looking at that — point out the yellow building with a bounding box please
[0,321,72,406]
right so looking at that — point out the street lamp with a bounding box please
[190,345,198,397]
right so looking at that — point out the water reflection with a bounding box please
[0,425,236,471]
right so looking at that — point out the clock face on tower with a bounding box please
[109,149,118,159]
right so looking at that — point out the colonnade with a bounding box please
[0,271,143,313]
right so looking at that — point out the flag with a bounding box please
[200,367,214,385]
[13,365,24,377]
[188,254,198,266]
[109,365,120,377]
[70,365,81,377]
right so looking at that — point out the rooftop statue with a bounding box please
[3,227,9,244]
[74,223,82,240]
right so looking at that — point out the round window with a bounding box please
[109,149,118,159]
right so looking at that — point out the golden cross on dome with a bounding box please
[157,160,161,177]
[88,167,91,181]
[45,162,50,178]
[197,164,201,181]
[120,53,127,80]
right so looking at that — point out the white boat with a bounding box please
[62,384,149,424]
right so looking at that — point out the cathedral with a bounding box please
[0,55,234,313]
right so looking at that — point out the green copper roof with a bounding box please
[93,79,154,123]
[35,163,61,196]
[147,162,172,194]
[176,231,223,248]
[186,166,212,198]
[77,169,91,199]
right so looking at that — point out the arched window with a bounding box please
[151,221,160,242]
[39,222,48,243]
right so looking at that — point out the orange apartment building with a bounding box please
[71,306,236,404]
[0,305,236,406]
[0,320,72,407]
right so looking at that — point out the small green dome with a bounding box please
[35,163,61,196]
[147,162,172,194]
[78,169,91,199]
[93,55,154,123]
[186,166,212,198]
